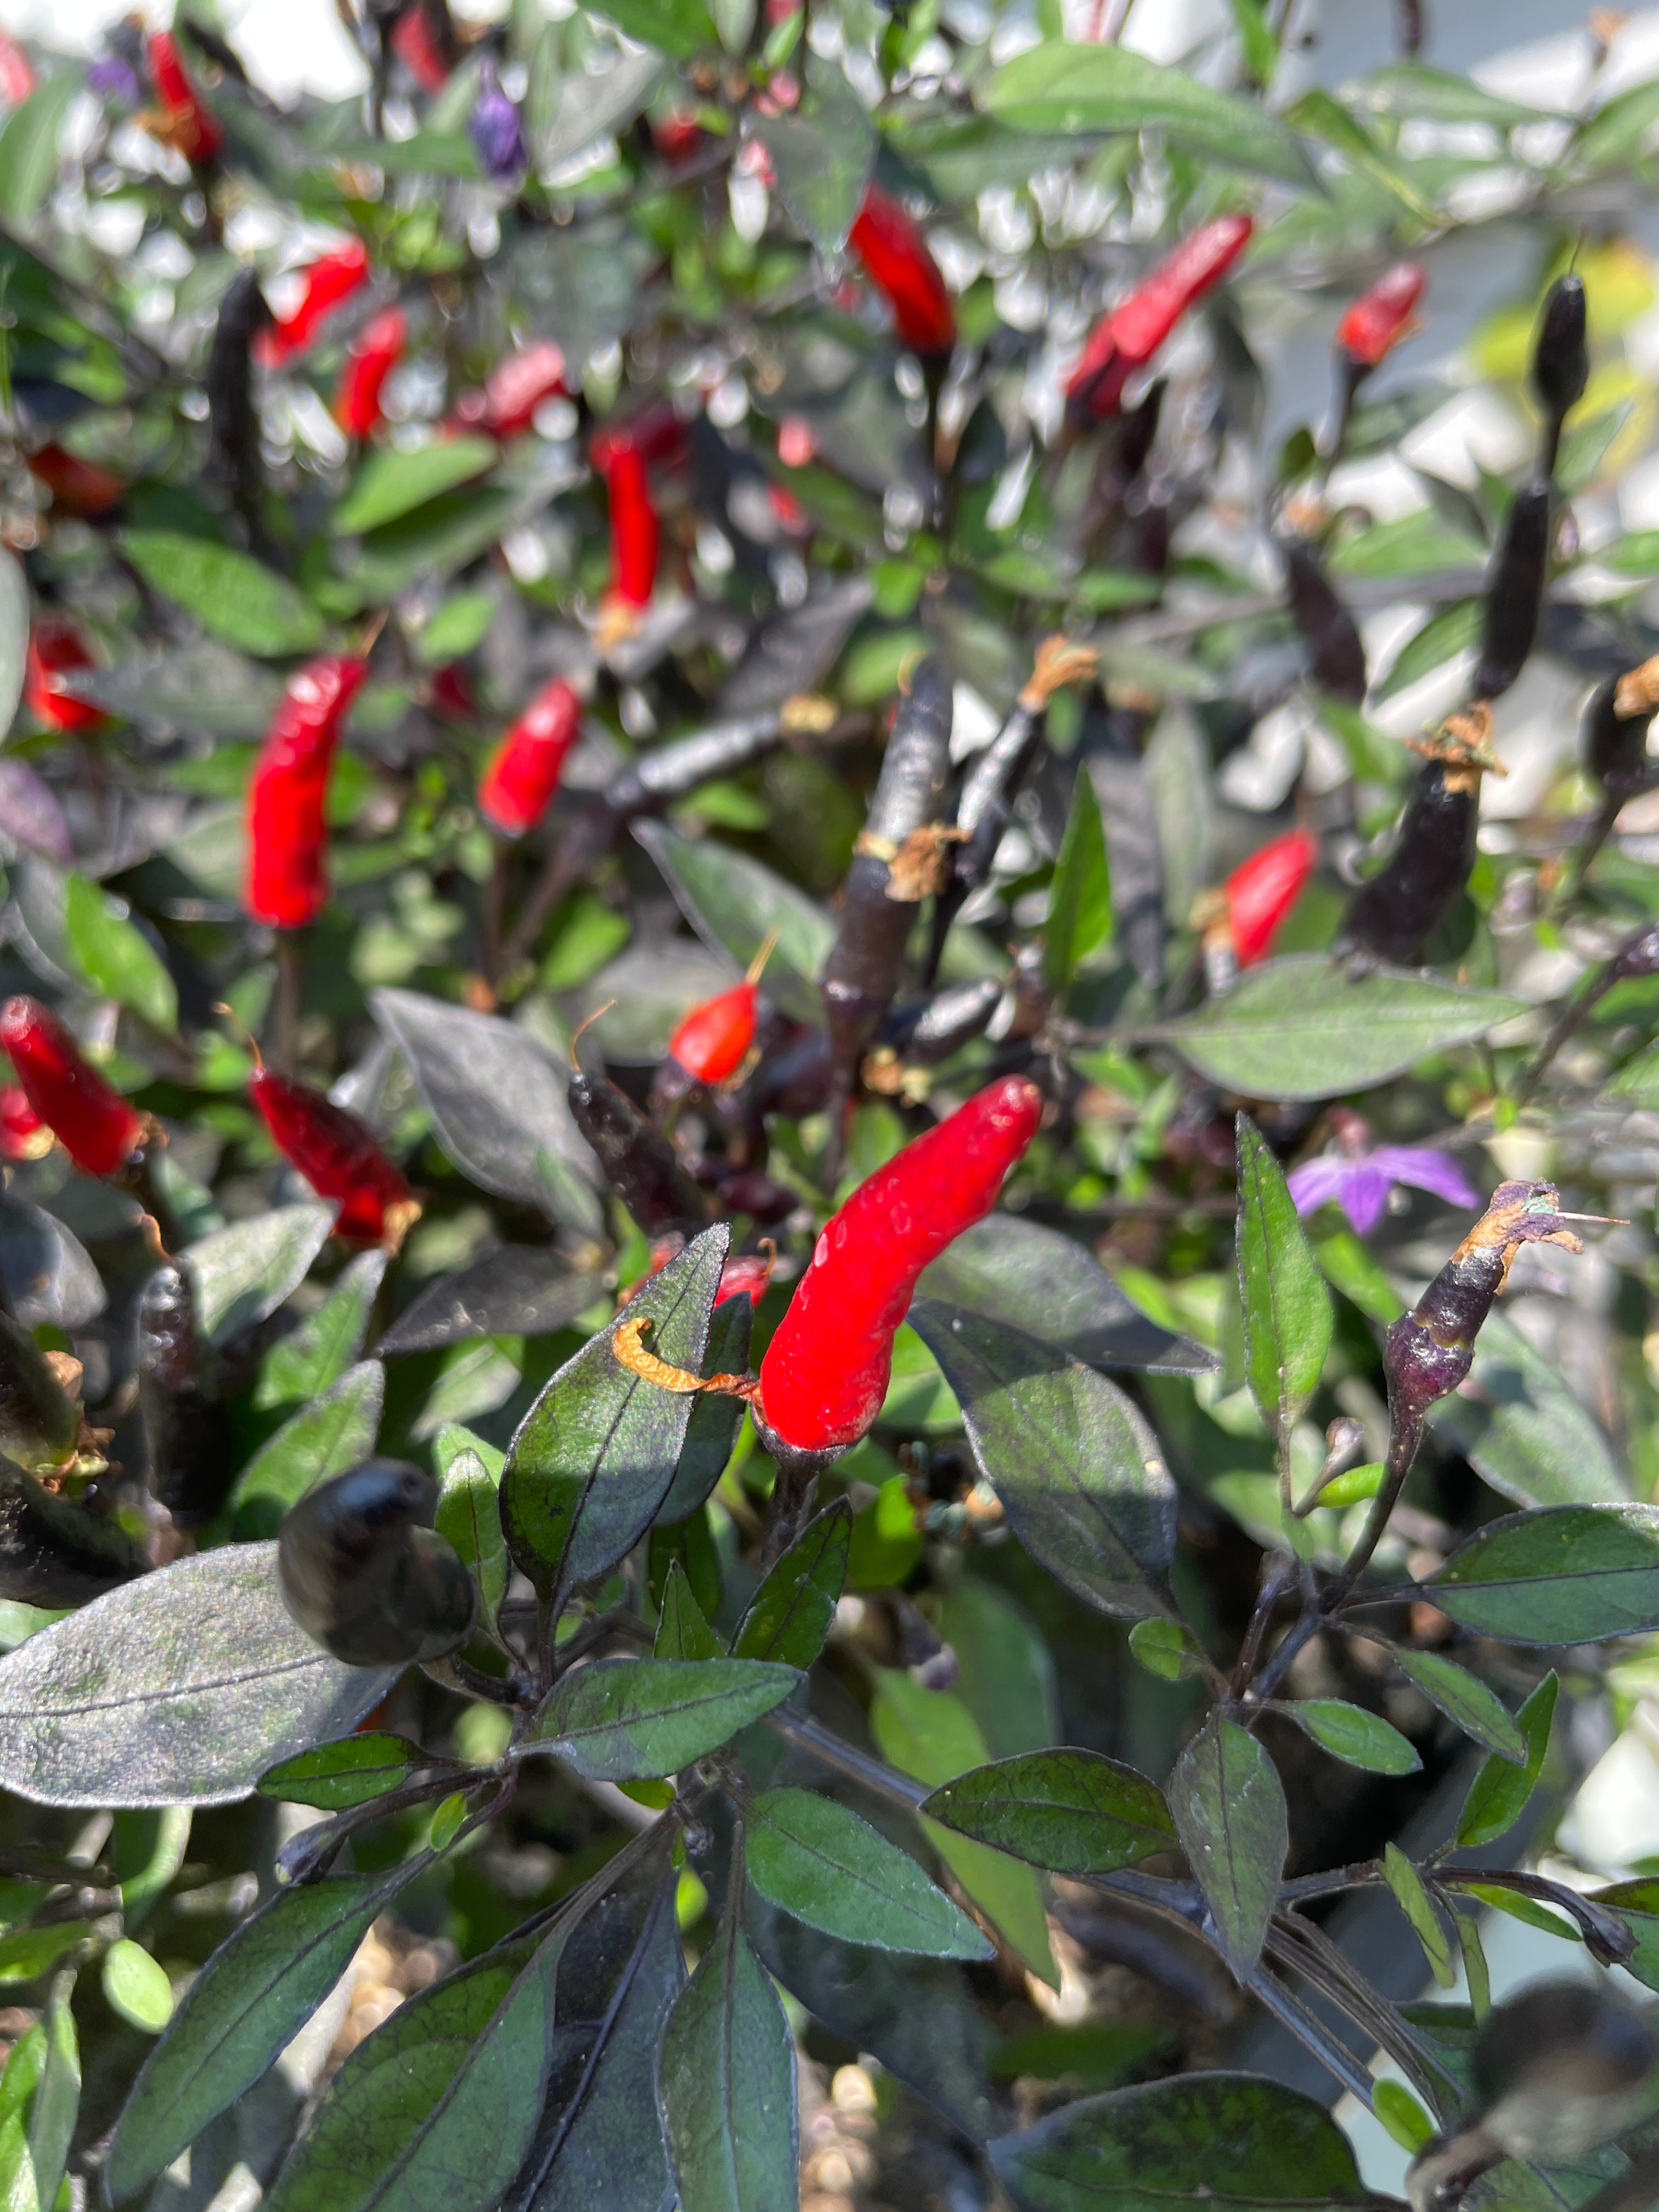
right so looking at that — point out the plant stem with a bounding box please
[1243,1965,1380,2107]
[482,832,510,990]
[273,930,304,1075]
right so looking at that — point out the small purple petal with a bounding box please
[1287,1156,1358,1217]
[1334,1165,1391,1235]
[88,56,140,103]
[1369,1146,1481,1215]
[470,71,526,184]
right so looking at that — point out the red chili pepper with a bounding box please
[1226,828,1318,966]
[27,443,123,518]
[430,662,475,721]
[250,1060,418,1246]
[0,998,144,1178]
[1336,263,1426,369]
[477,675,582,837]
[715,1251,775,1305]
[334,306,407,439]
[26,620,106,735]
[390,3,451,92]
[662,929,778,1091]
[605,444,658,611]
[757,1074,1042,1455]
[245,657,368,930]
[0,30,36,106]
[145,31,224,165]
[254,241,372,369]
[847,184,956,359]
[448,342,567,441]
[1066,214,1254,422]
[589,402,686,478]
[0,1086,50,1163]
[652,110,703,164]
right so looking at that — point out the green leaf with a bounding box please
[0,1927,85,1984]
[1330,509,1486,583]
[1454,1911,1491,2022]
[732,1500,849,1669]
[1374,597,1481,703]
[909,1303,1176,1620]
[1455,1672,1556,1849]
[119,532,327,658]
[1381,1843,1454,1988]
[981,41,1313,185]
[63,876,177,1032]
[658,1293,754,1523]
[752,61,873,254]
[0,76,77,223]
[593,0,718,57]
[1128,1618,1207,1683]
[1284,87,1437,220]
[1574,76,1659,168]
[262,1924,562,2212]
[0,1542,395,1810]
[258,1732,426,1810]
[185,1204,335,1348]
[658,1882,797,2212]
[654,1560,724,1660]
[1391,1647,1525,1762]
[989,2073,1374,2212]
[1158,956,1526,1102]
[635,822,833,1028]
[942,1579,1059,1758]
[532,1656,798,1780]
[921,1749,1174,1875]
[26,1976,74,2212]
[1284,1701,1420,1776]
[101,1942,173,2035]
[1558,402,1632,498]
[1046,769,1114,996]
[1430,1505,1659,1644]
[1588,1880,1659,1994]
[1358,59,1554,128]
[332,438,499,536]
[501,1227,727,1603]
[1235,1116,1330,1453]
[256,1251,388,1410]
[1226,0,1277,86]
[745,1786,991,1960]
[1167,1715,1286,1982]
[436,1443,508,1631]
[106,1865,416,2200]
[868,1669,1057,1985]
[228,1360,385,1539]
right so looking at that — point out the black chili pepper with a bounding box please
[568,1060,707,1241]
[206,267,272,531]
[1284,540,1367,703]
[877,975,1001,1065]
[1584,654,1659,799]
[137,1265,233,1527]
[1336,710,1496,968]
[1474,481,1551,702]
[820,657,955,1141]
[278,1458,477,1668]
[1532,274,1588,477]
[0,1459,139,1607]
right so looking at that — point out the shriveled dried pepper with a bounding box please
[25,619,106,735]
[145,29,223,166]
[249,1045,419,1246]
[1473,481,1551,703]
[1066,215,1252,424]
[477,675,582,837]
[137,1263,233,1526]
[568,1054,707,1241]
[0,997,145,1177]
[334,306,407,440]
[1336,710,1497,968]
[848,184,956,360]
[755,1074,1043,1460]
[255,240,371,369]
[279,1458,477,1667]
[245,656,368,930]
[1532,273,1588,477]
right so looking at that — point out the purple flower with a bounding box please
[87,55,140,104]
[1287,1144,1481,1237]
[470,63,526,185]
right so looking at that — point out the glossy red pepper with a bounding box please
[605,444,658,611]
[448,342,567,441]
[848,184,956,359]
[251,1062,418,1246]
[430,662,475,721]
[715,1251,774,1305]
[390,3,451,92]
[1066,214,1254,422]
[28,443,123,518]
[0,998,144,1178]
[26,620,106,735]
[0,30,36,106]
[665,981,758,1088]
[245,657,368,930]
[652,110,703,164]
[145,31,224,165]
[0,1087,50,1163]
[1336,262,1426,368]
[255,241,371,369]
[590,402,686,478]
[1226,829,1318,966]
[334,306,407,439]
[477,675,582,837]
[757,1074,1042,1455]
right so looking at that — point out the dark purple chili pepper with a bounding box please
[567,1057,707,1241]
[0,1460,139,1606]
[1284,539,1367,704]
[1532,274,1588,477]
[137,1265,234,1527]
[1584,654,1659,800]
[1474,482,1551,703]
[207,268,273,530]
[1336,709,1499,968]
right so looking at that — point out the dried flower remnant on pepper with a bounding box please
[477,676,582,837]
[0,997,145,1179]
[1066,215,1253,424]
[334,307,407,439]
[848,185,957,362]
[25,620,106,735]
[245,656,369,931]
[1336,709,1502,968]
